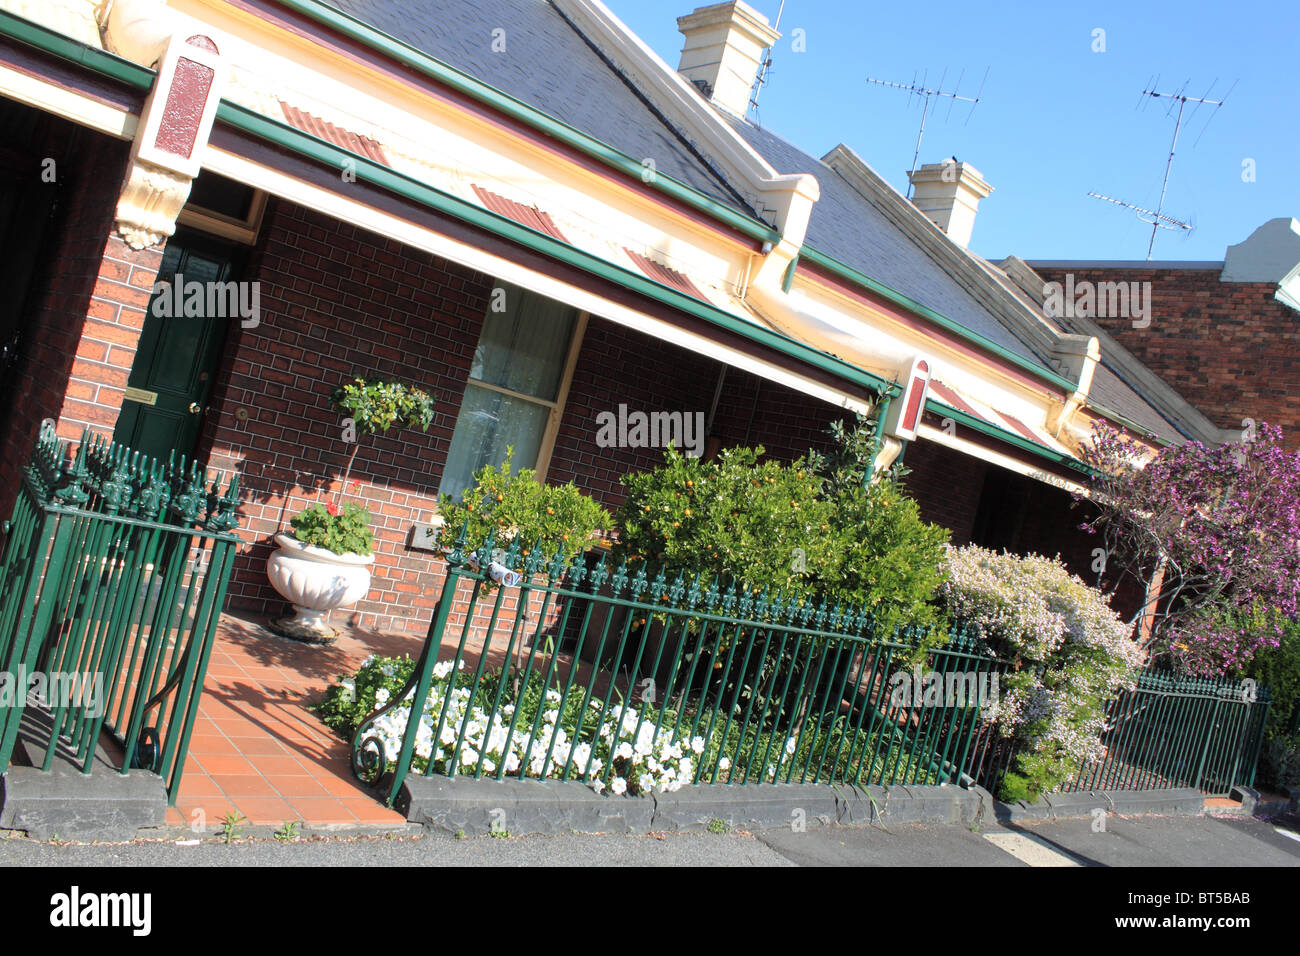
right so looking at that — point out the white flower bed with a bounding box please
[363,660,799,795]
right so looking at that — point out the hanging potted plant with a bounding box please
[267,377,434,643]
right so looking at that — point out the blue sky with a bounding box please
[602,0,1300,262]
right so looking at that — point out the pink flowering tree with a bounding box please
[1077,421,1300,676]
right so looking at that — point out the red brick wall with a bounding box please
[200,201,850,633]
[0,131,156,515]
[1035,265,1300,447]
[197,200,492,633]
[546,317,844,509]
[902,438,987,544]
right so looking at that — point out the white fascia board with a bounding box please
[0,63,138,139]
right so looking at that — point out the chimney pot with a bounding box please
[907,160,993,249]
[676,2,780,118]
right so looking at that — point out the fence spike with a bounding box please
[610,556,631,598]
[629,562,651,601]
[546,545,568,583]
[683,574,702,610]
[565,553,588,589]
[523,537,548,576]
[587,552,609,594]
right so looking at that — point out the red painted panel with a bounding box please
[278,101,390,166]
[928,379,980,419]
[154,57,214,159]
[999,412,1049,448]
[901,373,927,432]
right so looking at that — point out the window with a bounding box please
[177,169,267,245]
[438,283,585,498]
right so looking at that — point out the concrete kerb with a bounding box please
[401,777,1223,836]
[988,787,1206,824]
[0,764,167,843]
[402,776,987,836]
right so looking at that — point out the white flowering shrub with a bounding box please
[320,656,927,795]
[940,544,1144,800]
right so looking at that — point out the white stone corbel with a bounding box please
[102,0,226,249]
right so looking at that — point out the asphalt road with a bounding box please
[1,812,1297,867]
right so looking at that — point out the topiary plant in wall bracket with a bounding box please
[331,377,435,496]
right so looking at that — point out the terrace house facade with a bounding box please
[0,0,1210,634]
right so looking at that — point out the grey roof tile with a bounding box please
[324,0,754,214]
[1088,363,1186,443]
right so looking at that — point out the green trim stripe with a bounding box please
[928,400,1088,473]
[800,246,1078,395]
[0,9,152,90]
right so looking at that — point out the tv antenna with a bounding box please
[747,0,787,120]
[866,69,987,198]
[1094,79,1231,258]
[1088,192,1193,242]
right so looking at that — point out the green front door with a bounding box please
[113,230,240,462]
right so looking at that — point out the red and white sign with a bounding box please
[882,358,931,442]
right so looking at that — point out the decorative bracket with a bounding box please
[113,29,225,249]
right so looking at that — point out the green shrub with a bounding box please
[318,654,417,739]
[1263,734,1300,790]
[614,416,949,635]
[616,444,836,601]
[437,448,611,570]
[289,501,375,557]
[1234,611,1300,741]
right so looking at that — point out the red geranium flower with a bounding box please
[326,502,340,517]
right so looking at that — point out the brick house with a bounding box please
[0,0,1205,636]
[1016,217,1300,450]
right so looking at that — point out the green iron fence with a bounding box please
[352,532,1009,806]
[971,669,1271,797]
[0,423,240,804]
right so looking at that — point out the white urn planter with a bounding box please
[266,532,374,644]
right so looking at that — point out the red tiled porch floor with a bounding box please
[164,612,421,829]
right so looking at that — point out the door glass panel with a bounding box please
[146,252,225,393]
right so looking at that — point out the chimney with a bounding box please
[676,2,780,118]
[906,160,993,249]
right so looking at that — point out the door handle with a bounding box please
[188,403,203,415]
